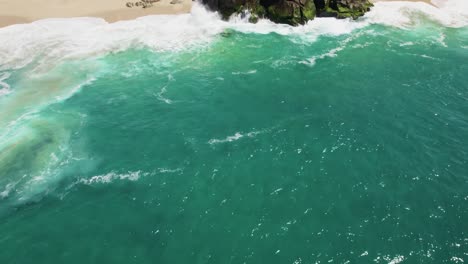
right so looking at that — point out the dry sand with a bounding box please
[0,0,440,28]
[0,0,192,28]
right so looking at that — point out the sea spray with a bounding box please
[0,0,466,209]
[0,1,466,263]
[1,1,466,72]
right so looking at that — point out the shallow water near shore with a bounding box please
[0,1,467,263]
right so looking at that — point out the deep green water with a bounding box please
[0,11,468,264]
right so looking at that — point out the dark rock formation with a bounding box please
[266,0,316,26]
[314,0,373,19]
[200,0,372,25]
[201,0,263,20]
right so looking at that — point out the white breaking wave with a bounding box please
[0,72,11,97]
[0,3,225,71]
[55,76,97,102]
[364,0,468,28]
[0,1,466,72]
[0,0,464,208]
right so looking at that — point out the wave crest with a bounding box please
[0,1,466,72]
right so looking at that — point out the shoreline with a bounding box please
[0,0,439,28]
[0,0,192,28]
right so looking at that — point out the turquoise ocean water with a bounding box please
[0,2,467,263]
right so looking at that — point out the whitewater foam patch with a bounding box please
[399,41,414,47]
[364,0,468,28]
[226,0,467,40]
[300,31,366,66]
[77,168,183,185]
[229,15,365,38]
[232,69,257,75]
[79,171,144,184]
[0,3,225,72]
[154,74,177,104]
[434,33,448,47]
[0,135,75,203]
[0,1,466,72]
[0,72,11,97]
[0,182,17,199]
[208,130,262,145]
[56,76,96,102]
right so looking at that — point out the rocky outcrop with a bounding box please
[266,0,316,25]
[314,0,373,19]
[202,0,258,20]
[201,0,372,25]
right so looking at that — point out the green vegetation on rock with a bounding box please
[201,0,373,25]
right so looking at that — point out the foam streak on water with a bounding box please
[0,72,11,96]
[0,1,467,263]
[0,0,466,214]
[0,1,466,72]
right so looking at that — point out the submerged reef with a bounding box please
[201,0,373,25]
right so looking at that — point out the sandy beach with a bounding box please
[0,0,192,28]
[0,0,440,28]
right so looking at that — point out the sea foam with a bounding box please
[0,0,466,206]
[79,171,143,185]
[0,3,225,71]
[0,1,466,72]
[365,0,468,28]
[0,72,11,97]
